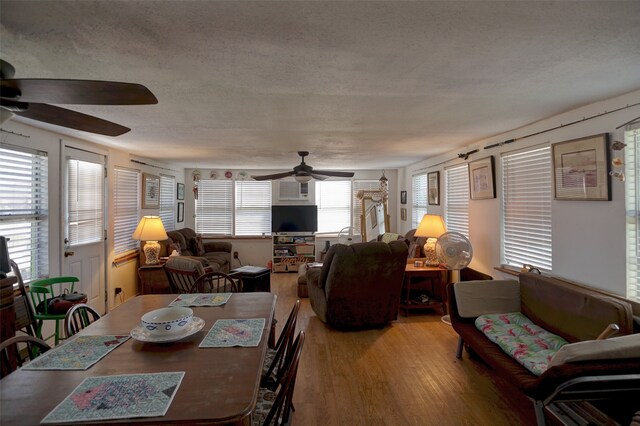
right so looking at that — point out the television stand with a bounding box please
[272,233,316,273]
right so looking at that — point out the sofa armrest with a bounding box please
[548,334,640,368]
[453,279,520,318]
[203,241,232,253]
[306,268,322,290]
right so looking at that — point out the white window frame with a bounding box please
[316,180,352,234]
[445,164,469,236]
[113,167,140,256]
[411,173,428,229]
[501,145,553,271]
[625,126,640,301]
[159,174,176,231]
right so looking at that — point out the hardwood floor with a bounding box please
[269,272,537,426]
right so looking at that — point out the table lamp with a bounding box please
[132,216,168,265]
[415,214,447,266]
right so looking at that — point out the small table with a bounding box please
[231,265,271,292]
[400,263,449,315]
[138,262,171,294]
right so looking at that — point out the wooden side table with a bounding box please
[138,263,171,294]
[400,263,449,315]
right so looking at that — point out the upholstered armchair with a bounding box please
[306,241,408,329]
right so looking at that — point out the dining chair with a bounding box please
[10,260,38,338]
[0,335,51,378]
[262,300,300,389]
[253,330,305,426]
[29,276,81,345]
[165,257,239,293]
[64,303,101,338]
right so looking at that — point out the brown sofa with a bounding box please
[448,272,640,425]
[306,241,408,329]
[140,227,232,273]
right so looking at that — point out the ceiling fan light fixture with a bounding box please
[295,174,312,183]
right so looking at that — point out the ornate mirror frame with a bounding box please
[357,190,390,242]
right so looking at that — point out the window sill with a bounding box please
[112,251,139,267]
[494,266,520,277]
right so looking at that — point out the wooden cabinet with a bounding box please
[138,264,171,294]
[272,233,315,273]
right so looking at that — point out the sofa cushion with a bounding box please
[202,252,229,270]
[191,234,206,256]
[476,312,568,376]
[380,232,402,243]
[548,334,640,368]
[454,280,519,318]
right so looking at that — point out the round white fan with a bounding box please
[337,226,355,245]
[435,232,473,325]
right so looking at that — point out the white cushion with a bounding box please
[548,334,640,368]
[454,279,520,318]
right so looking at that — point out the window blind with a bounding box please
[113,167,140,255]
[0,146,49,282]
[625,127,640,301]
[411,173,427,228]
[316,180,351,233]
[353,180,379,234]
[235,181,272,236]
[502,146,552,270]
[67,158,103,245]
[196,180,233,235]
[445,164,469,236]
[159,174,175,231]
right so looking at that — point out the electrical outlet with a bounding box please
[233,251,239,259]
[115,287,122,296]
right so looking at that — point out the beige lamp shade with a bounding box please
[132,216,168,264]
[415,214,447,266]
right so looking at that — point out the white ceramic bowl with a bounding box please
[141,307,193,336]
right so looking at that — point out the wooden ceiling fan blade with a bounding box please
[1,79,158,105]
[312,170,355,178]
[0,59,16,79]
[251,171,295,181]
[14,103,130,136]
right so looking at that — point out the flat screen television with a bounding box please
[272,205,318,233]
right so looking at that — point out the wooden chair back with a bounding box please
[0,335,50,378]
[262,300,300,389]
[64,304,101,338]
[164,257,205,293]
[191,271,239,293]
[10,260,38,337]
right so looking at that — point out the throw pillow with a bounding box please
[191,234,206,256]
[381,232,401,244]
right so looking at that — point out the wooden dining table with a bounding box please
[0,292,276,425]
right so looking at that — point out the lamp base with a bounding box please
[143,241,161,265]
[423,238,439,266]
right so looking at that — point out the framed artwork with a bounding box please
[469,156,495,200]
[552,133,610,201]
[369,206,378,229]
[428,171,440,205]
[400,191,407,204]
[177,202,184,223]
[400,207,407,221]
[177,183,185,200]
[142,173,160,209]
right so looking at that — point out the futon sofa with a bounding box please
[448,273,640,425]
[140,227,232,273]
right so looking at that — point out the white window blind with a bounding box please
[353,180,379,234]
[0,146,49,282]
[235,181,272,236]
[159,174,175,231]
[411,173,428,228]
[316,180,351,233]
[625,127,640,301]
[445,164,469,236]
[67,158,103,245]
[502,146,552,270]
[196,180,233,235]
[113,167,140,255]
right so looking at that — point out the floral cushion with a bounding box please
[252,386,277,426]
[475,312,568,376]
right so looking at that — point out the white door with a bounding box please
[62,146,106,314]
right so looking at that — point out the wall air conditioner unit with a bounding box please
[279,181,309,201]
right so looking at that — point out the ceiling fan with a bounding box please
[251,151,355,182]
[0,59,158,136]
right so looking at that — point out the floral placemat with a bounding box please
[169,293,232,307]
[41,372,184,424]
[23,335,129,371]
[199,318,265,348]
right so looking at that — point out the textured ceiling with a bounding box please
[1,1,640,171]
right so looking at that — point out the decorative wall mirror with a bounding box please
[358,190,390,242]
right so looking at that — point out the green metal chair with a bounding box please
[28,276,80,345]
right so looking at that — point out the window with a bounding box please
[352,180,379,234]
[502,146,552,270]
[235,181,272,236]
[445,164,469,236]
[0,145,49,282]
[67,158,103,245]
[195,180,233,235]
[316,180,351,233]
[159,174,175,231]
[411,173,427,228]
[113,167,140,256]
[625,126,640,301]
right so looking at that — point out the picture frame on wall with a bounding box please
[552,133,610,201]
[428,171,440,205]
[177,202,184,223]
[142,173,160,209]
[400,207,407,221]
[400,191,407,205]
[468,156,495,200]
[177,183,185,200]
